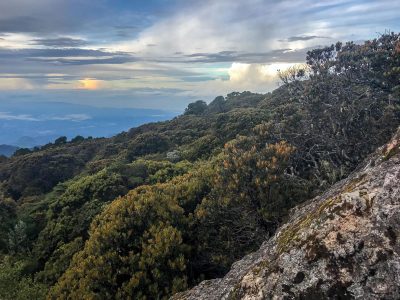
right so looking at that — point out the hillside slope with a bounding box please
[174,128,400,299]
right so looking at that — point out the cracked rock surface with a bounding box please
[173,129,400,300]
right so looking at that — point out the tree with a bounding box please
[70,136,85,143]
[166,150,181,162]
[207,96,226,113]
[220,135,299,222]
[0,198,17,252]
[49,165,214,299]
[184,100,207,115]
[0,257,47,300]
[54,136,67,145]
[7,221,28,255]
[33,169,130,283]
[127,132,170,161]
[13,148,32,157]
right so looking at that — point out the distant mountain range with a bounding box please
[0,144,19,157]
[0,101,178,147]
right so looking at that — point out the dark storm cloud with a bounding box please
[0,45,310,68]
[0,0,173,36]
[28,56,137,65]
[0,14,80,35]
[31,37,88,47]
[282,35,328,42]
[114,25,139,30]
[114,25,141,38]
[0,1,104,35]
[0,47,137,85]
[0,74,77,79]
[0,16,44,33]
[172,48,311,64]
[0,47,135,61]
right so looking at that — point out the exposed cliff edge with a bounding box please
[173,128,400,300]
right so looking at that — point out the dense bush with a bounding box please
[0,257,47,300]
[49,165,214,299]
[0,198,17,252]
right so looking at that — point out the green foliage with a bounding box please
[0,198,17,251]
[148,160,193,184]
[166,150,181,162]
[207,96,226,113]
[214,108,270,140]
[127,132,170,160]
[36,237,84,285]
[3,153,86,199]
[70,135,85,143]
[219,136,307,222]
[184,100,207,115]
[49,165,214,299]
[33,169,131,283]
[13,148,32,157]
[54,136,67,145]
[0,257,47,300]
[30,159,193,286]
[7,221,29,255]
[190,137,310,278]
[192,192,267,277]
[181,135,221,161]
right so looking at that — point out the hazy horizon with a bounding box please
[0,100,178,147]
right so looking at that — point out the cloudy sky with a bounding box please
[0,0,399,110]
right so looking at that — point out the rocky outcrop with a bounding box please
[174,129,400,299]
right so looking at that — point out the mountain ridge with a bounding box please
[0,144,19,157]
[0,101,177,147]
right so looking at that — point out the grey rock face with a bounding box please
[174,129,400,300]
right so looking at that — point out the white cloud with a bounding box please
[102,0,400,100]
[49,114,91,121]
[179,62,299,98]
[0,111,91,122]
[0,33,35,49]
[0,112,39,121]
[0,78,34,89]
[109,0,338,56]
[109,0,400,66]
[227,63,297,83]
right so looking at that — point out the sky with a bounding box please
[0,0,399,111]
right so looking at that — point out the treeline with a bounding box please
[0,33,399,299]
[11,135,93,157]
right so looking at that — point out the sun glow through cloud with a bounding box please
[78,78,101,90]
